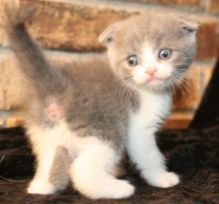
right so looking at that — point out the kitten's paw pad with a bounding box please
[149,172,180,188]
[27,180,56,195]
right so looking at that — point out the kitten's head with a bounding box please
[99,12,198,92]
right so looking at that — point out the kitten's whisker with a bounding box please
[124,79,134,100]
[170,72,191,100]
[121,78,133,101]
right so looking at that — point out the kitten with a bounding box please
[2,2,198,199]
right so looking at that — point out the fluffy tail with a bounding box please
[1,1,65,97]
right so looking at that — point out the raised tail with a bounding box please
[2,1,65,97]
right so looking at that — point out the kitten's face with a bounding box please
[99,13,198,92]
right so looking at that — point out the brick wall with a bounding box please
[0,0,218,129]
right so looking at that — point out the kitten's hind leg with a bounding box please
[49,146,72,192]
[69,138,135,199]
[28,146,59,195]
[27,128,70,195]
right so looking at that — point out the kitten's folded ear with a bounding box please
[177,17,199,34]
[98,22,120,45]
[98,25,115,44]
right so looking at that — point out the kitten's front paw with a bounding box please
[27,180,56,195]
[147,172,180,188]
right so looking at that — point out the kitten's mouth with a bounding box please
[145,77,165,84]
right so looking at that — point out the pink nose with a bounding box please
[145,69,157,76]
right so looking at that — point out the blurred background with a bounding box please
[0,0,218,129]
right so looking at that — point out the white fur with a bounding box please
[27,121,134,199]
[127,90,180,188]
[70,140,134,199]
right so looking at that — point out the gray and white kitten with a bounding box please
[3,2,198,200]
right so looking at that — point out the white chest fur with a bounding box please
[126,90,179,189]
[128,90,172,137]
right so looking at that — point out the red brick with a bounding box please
[22,0,133,52]
[0,0,218,61]
[207,0,219,14]
[196,22,218,60]
[24,1,219,60]
[6,117,24,128]
[163,112,193,129]
[217,30,219,58]
[126,0,200,7]
[202,65,214,89]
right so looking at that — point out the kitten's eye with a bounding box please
[127,55,139,66]
[159,49,172,60]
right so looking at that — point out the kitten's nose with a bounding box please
[145,69,157,76]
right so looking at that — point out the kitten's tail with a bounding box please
[1,1,65,97]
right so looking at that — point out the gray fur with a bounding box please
[49,146,71,191]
